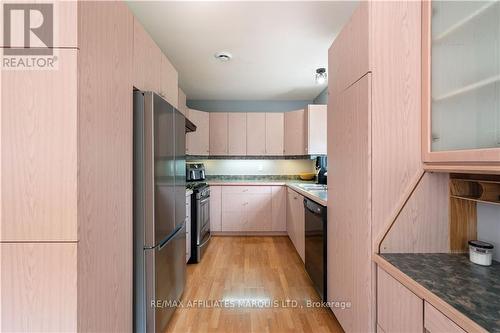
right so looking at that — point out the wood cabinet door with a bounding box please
[424,302,467,333]
[328,74,372,332]
[265,113,284,155]
[186,109,209,155]
[0,243,77,332]
[246,192,272,231]
[209,186,222,232]
[209,113,228,155]
[159,54,179,108]
[307,105,327,155]
[246,113,266,155]
[221,193,247,231]
[1,49,77,241]
[133,17,161,92]
[271,186,286,231]
[328,1,369,95]
[294,192,305,262]
[284,109,306,155]
[228,113,247,155]
[286,189,296,245]
[377,267,423,333]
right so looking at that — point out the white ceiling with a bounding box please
[127,1,358,101]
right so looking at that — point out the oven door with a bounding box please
[196,196,210,245]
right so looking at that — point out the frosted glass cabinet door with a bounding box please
[422,0,500,162]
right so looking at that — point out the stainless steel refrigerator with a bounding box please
[133,91,186,333]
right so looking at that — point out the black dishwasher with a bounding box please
[304,198,327,301]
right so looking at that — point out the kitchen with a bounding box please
[1,1,500,333]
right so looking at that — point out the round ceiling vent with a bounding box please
[214,52,232,62]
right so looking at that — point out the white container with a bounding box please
[468,240,494,266]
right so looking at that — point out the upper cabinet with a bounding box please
[186,109,209,155]
[328,2,369,95]
[247,113,267,155]
[265,113,284,155]
[305,105,327,155]
[422,1,500,163]
[284,109,307,155]
[209,113,228,155]
[284,106,327,156]
[133,18,161,92]
[159,54,179,108]
[228,113,247,155]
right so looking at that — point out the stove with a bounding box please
[185,163,210,263]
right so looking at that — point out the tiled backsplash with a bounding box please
[188,159,315,176]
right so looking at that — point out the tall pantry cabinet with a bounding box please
[327,2,423,332]
[1,2,178,332]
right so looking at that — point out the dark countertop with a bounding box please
[381,253,500,332]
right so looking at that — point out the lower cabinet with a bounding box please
[214,185,286,233]
[377,267,423,333]
[210,186,222,232]
[186,194,191,263]
[286,188,305,262]
[221,186,272,231]
[377,267,468,333]
[0,243,77,332]
[424,302,466,333]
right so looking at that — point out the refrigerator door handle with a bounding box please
[159,224,185,250]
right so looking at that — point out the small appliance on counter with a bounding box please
[186,163,206,182]
[186,163,211,263]
[468,240,494,266]
[315,156,327,185]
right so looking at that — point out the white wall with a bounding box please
[189,159,315,176]
[477,203,500,261]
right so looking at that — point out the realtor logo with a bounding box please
[3,3,53,55]
[2,3,58,69]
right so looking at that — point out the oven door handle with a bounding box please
[199,231,211,248]
[198,197,210,205]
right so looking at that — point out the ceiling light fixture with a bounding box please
[315,67,327,84]
[214,52,232,62]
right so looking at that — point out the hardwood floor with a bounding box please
[165,236,344,333]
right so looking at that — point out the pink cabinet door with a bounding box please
[228,113,247,155]
[209,186,222,232]
[247,113,266,155]
[186,109,209,155]
[265,113,284,155]
[246,192,272,231]
[328,74,371,332]
[133,17,161,92]
[159,54,178,108]
[271,186,286,231]
[209,113,228,155]
[1,49,77,241]
[328,2,369,95]
[377,267,423,333]
[221,193,247,231]
[307,105,327,155]
[284,109,306,156]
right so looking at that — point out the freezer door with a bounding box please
[174,109,186,229]
[145,224,186,333]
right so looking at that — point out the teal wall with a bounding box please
[186,88,327,112]
[186,100,312,112]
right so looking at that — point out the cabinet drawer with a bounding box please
[424,302,466,333]
[222,186,272,194]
